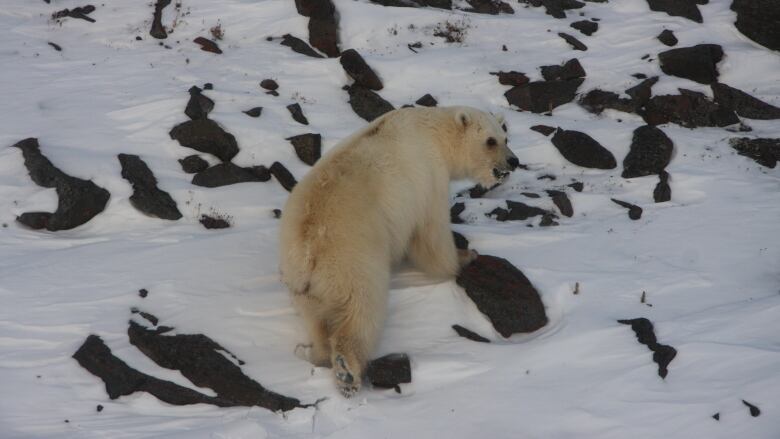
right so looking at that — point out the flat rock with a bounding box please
[504,78,584,113]
[415,94,438,107]
[729,137,780,168]
[260,79,279,91]
[625,76,658,107]
[280,34,324,58]
[270,162,298,192]
[178,155,209,174]
[287,133,322,166]
[618,318,677,378]
[540,58,585,81]
[659,44,723,85]
[150,0,170,39]
[118,154,181,220]
[169,119,239,162]
[368,0,452,9]
[346,85,394,122]
[450,202,465,224]
[645,0,701,23]
[464,0,514,14]
[568,181,584,192]
[191,163,271,187]
[301,0,340,57]
[711,83,780,120]
[638,89,739,128]
[526,0,585,19]
[340,49,383,90]
[366,354,412,390]
[558,32,588,51]
[452,324,490,342]
[622,125,674,178]
[530,125,556,136]
[456,255,548,337]
[551,129,617,169]
[491,71,530,86]
[657,29,677,46]
[654,170,671,202]
[126,321,303,410]
[200,214,231,229]
[731,0,780,52]
[452,231,469,250]
[184,86,214,121]
[546,190,573,217]
[287,103,309,125]
[244,107,263,118]
[578,90,635,114]
[570,20,598,36]
[488,200,551,221]
[12,138,110,231]
[611,198,643,220]
[193,37,222,54]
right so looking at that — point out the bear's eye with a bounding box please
[486,137,497,148]
[501,124,507,132]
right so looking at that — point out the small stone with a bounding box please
[622,125,674,178]
[260,79,279,91]
[546,190,573,217]
[366,354,412,389]
[287,103,309,125]
[178,155,209,174]
[611,198,642,220]
[450,202,465,224]
[286,133,322,166]
[558,32,588,51]
[200,214,231,229]
[452,324,490,342]
[570,20,598,36]
[243,107,263,118]
[530,125,556,136]
[491,71,530,86]
[653,171,671,203]
[96,404,104,412]
[551,129,617,169]
[270,162,297,192]
[657,29,678,46]
[415,94,438,107]
[193,37,222,54]
[139,289,149,298]
[540,58,585,81]
[184,86,214,120]
[346,85,394,122]
[742,400,761,417]
[280,34,324,58]
[339,49,383,90]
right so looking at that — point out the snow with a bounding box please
[1,0,779,438]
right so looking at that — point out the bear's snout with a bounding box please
[507,156,520,170]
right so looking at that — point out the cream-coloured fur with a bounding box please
[279,106,518,397]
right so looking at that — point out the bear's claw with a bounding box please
[334,354,361,398]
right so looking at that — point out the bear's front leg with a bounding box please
[408,205,462,278]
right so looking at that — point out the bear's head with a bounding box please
[454,107,520,187]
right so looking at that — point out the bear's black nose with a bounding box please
[507,157,520,170]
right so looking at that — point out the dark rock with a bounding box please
[462,184,489,198]
[131,308,159,326]
[522,192,540,198]
[450,202,465,224]
[570,20,598,36]
[729,138,780,168]
[193,37,222,54]
[244,107,263,118]
[658,44,723,85]
[184,86,214,120]
[280,34,324,58]
[645,0,701,23]
[301,0,340,57]
[452,324,490,342]
[618,318,677,378]
[287,133,322,166]
[638,89,739,128]
[551,129,617,169]
[712,413,720,421]
[346,85,395,122]
[12,138,110,231]
[504,78,584,113]
[150,0,170,39]
[118,154,181,220]
[742,400,761,417]
[558,32,588,51]
[139,289,149,298]
[368,0,452,9]
[539,213,559,226]
[178,155,209,174]
[632,73,648,79]
[260,79,279,91]
[568,181,584,192]
[340,49,383,90]
[654,170,671,202]
[731,0,780,51]
[52,5,96,23]
[126,321,302,409]
[578,90,635,114]
[96,405,103,412]
[192,163,271,187]
[456,255,548,337]
[657,29,677,46]
[73,334,303,411]
[538,174,556,181]
[530,125,556,136]
[489,200,551,221]
[547,190,573,217]
[203,83,213,90]
[452,231,469,250]
[415,94,438,107]
[48,42,63,51]
[200,214,231,229]
[611,198,643,220]
[287,103,309,125]
[272,209,282,219]
[625,76,658,107]
[711,83,780,120]
[169,119,239,162]
[270,162,297,192]
[491,71,530,86]
[540,58,585,81]
[366,354,412,389]
[622,125,674,178]
[464,0,514,14]
[533,0,585,19]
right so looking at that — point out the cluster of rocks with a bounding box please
[502,58,585,114]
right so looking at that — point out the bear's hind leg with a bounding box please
[293,296,332,367]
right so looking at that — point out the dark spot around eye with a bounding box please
[487,137,497,147]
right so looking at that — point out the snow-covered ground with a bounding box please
[1,0,779,437]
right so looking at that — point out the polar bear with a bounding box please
[278,106,519,397]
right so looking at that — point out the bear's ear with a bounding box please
[456,110,471,129]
